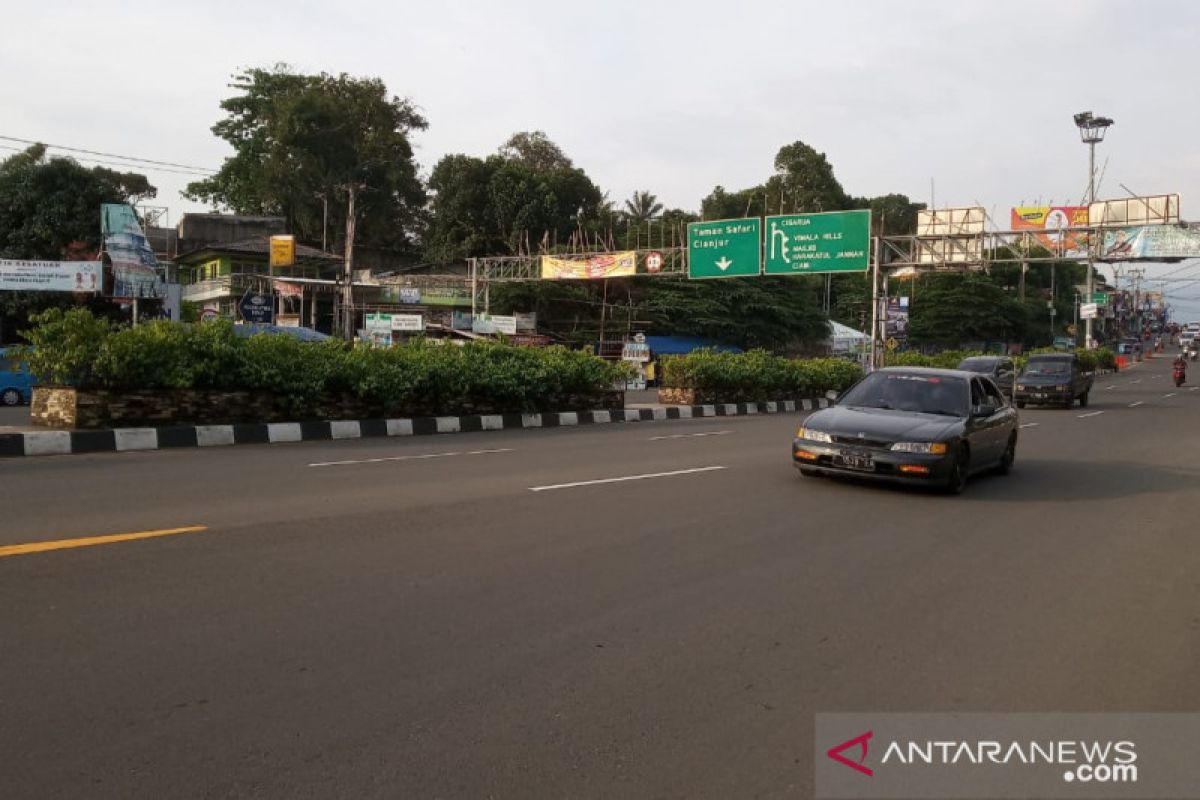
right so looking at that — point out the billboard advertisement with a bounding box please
[541,251,637,280]
[0,260,102,293]
[1100,226,1200,260]
[101,203,164,299]
[379,285,472,306]
[886,296,910,340]
[1010,206,1089,254]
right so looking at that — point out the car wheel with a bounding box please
[996,435,1016,476]
[1,388,20,406]
[944,445,970,495]
[1015,401,1026,409]
[1079,391,1089,408]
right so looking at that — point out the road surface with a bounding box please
[2,357,1198,798]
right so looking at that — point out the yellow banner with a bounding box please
[269,235,296,268]
[541,251,636,280]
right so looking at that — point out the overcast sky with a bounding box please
[4,0,1200,319]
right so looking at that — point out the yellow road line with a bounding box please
[0,525,209,559]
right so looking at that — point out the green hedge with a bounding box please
[19,309,629,415]
[661,349,863,400]
[886,346,1115,373]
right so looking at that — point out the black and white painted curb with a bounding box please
[0,399,830,459]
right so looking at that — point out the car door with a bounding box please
[981,377,1016,455]
[967,377,1002,465]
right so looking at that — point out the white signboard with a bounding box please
[390,314,424,332]
[473,314,518,335]
[0,260,102,293]
[1089,194,1180,227]
[490,315,518,335]
[1080,303,1099,320]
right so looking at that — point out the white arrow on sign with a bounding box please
[715,256,733,271]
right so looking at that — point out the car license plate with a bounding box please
[834,454,875,472]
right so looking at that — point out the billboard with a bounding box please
[1010,206,1089,254]
[915,207,985,265]
[541,251,637,280]
[0,260,102,293]
[379,285,472,306]
[101,203,164,299]
[1089,194,1180,226]
[885,296,910,341]
[1100,225,1200,260]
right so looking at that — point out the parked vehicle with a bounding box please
[793,367,1019,494]
[0,346,33,406]
[1013,353,1094,409]
[955,356,1016,399]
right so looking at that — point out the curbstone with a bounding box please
[2,395,829,459]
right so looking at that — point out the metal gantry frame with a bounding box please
[466,224,1199,362]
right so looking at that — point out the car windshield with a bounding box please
[1024,361,1070,376]
[839,372,968,416]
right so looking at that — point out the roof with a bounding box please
[643,335,742,355]
[876,367,977,378]
[175,236,340,264]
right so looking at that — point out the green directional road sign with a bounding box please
[687,218,761,279]
[1092,292,1110,305]
[764,209,871,275]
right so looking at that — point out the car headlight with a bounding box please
[1015,383,1025,391]
[1054,384,1068,391]
[890,441,948,455]
[797,427,833,443]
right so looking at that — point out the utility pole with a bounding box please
[341,184,358,341]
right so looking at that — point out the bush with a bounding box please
[19,310,629,415]
[661,349,862,400]
[18,307,115,386]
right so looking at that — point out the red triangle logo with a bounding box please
[827,730,874,777]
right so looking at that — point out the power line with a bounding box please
[0,134,217,174]
[0,144,214,178]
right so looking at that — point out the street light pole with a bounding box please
[1074,111,1114,349]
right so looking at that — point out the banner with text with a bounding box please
[541,251,637,280]
[101,203,164,299]
[0,260,102,293]
[1100,225,1200,260]
[1010,206,1089,254]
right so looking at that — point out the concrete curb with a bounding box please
[0,398,830,459]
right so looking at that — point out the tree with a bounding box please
[0,145,155,260]
[623,190,663,223]
[907,274,1028,345]
[424,132,604,263]
[498,131,574,172]
[184,66,428,254]
[0,145,155,342]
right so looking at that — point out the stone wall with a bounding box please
[32,386,625,430]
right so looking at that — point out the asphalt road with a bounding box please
[2,357,1199,799]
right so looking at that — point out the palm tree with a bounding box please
[623,190,663,223]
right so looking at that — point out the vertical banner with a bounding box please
[101,203,164,299]
[269,235,296,268]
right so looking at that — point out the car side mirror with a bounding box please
[973,403,998,418]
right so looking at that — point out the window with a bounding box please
[981,379,1006,408]
[970,378,987,410]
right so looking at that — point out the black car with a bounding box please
[1013,353,1093,409]
[956,355,1016,398]
[793,367,1020,494]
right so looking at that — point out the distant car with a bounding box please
[0,346,33,406]
[1014,353,1093,409]
[793,367,1019,494]
[956,356,1016,398]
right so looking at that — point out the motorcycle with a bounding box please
[1175,362,1188,387]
